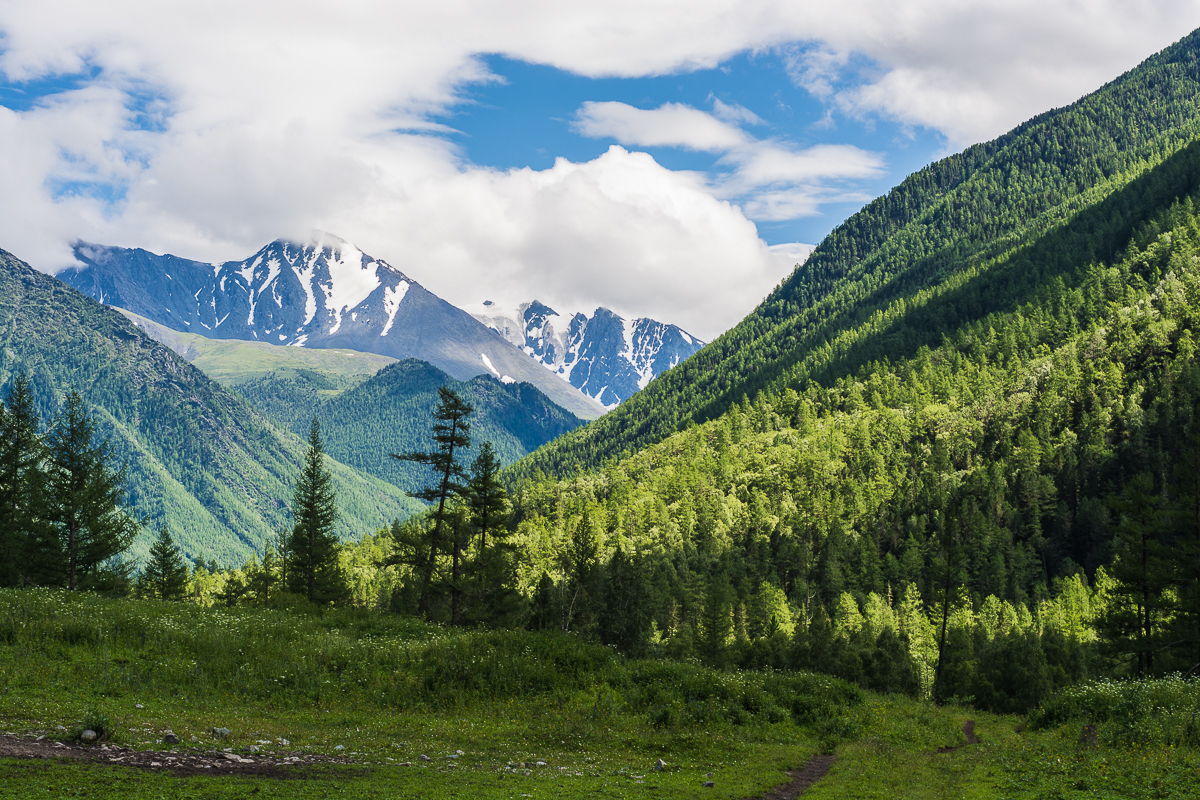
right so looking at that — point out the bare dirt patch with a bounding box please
[0,734,363,778]
[937,720,979,752]
[753,754,837,799]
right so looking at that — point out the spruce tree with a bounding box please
[285,418,346,604]
[460,442,520,625]
[142,526,189,600]
[1097,473,1174,675]
[0,373,45,587]
[598,545,652,656]
[41,391,140,590]
[391,387,472,618]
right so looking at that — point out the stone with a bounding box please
[419,754,431,762]
[702,781,715,788]
[655,759,666,772]
[535,760,547,767]
[135,704,144,709]
[212,727,231,739]
[79,730,97,742]
[447,753,459,759]
[55,726,66,732]
[277,738,290,746]
[456,749,464,755]
[335,745,345,751]
[163,731,180,745]
[248,745,259,754]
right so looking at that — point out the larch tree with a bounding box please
[286,418,347,605]
[390,386,472,619]
[41,390,140,590]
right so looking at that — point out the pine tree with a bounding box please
[0,372,45,587]
[598,545,652,656]
[1097,473,1174,676]
[40,391,140,590]
[391,387,472,618]
[460,442,520,626]
[285,418,347,604]
[142,526,189,600]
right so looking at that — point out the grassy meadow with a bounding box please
[0,589,1197,799]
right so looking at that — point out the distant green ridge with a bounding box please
[0,252,422,567]
[510,27,1200,482]
[235,359,585,492]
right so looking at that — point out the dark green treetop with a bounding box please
[40,390,140,590]
[285,417,347,605]
[142,526,189,601]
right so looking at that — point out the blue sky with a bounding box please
[441,54,947,246]
[0,2,1196,338]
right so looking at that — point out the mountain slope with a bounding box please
[59,234,606,420]
[502,103,1200,683]
[0,249,421,566]
[510,28,1200,481]
[234,359,584,491]
[467,300,705,408]
[116,309,397,385]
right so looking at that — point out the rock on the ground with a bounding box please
[418,754,431,762]
[163,731,179,745]
[79,730,97,742]
[702,781,715,788]
[655,758,666,771]
[212,727,231,739]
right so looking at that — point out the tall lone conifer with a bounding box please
[41,390,140,590]
[142,526,189,600]
[286,418,346,604]
[0,372,46,587]
[391,387,472,618]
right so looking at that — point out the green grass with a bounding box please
[0,589,1196,798]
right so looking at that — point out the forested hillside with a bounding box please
[0,251,421,566]
[512,28,1200,482]
[498,138,1200,703]
[236,359,583,490]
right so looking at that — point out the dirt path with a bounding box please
[0,734,361,778]
[753,754,837,799]
[754,718,978,798]
[937,720,980,752]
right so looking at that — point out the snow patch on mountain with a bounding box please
[466,299,705,407]
[380,281,409,336]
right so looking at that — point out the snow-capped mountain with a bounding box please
[59,234,606,419]
[464,300,705,408]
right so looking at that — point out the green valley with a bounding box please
[0,252,422,566]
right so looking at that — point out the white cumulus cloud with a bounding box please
[0,0,1195,341]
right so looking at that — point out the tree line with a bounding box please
[0,374,360,606]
